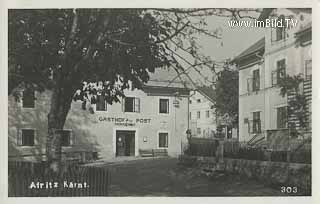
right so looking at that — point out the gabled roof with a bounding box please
[146,67,194,89]
[295,22,312,35]
[197,86,216,103]
[231,37,265,65]
[235,37,265,60]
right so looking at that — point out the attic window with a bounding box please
[197,99,201,103]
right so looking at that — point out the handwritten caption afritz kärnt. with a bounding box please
[29,181,89,189]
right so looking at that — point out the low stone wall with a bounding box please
[179,155,311,195]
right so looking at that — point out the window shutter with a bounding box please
[70,131,75,146]
[271,71,277,86]
[134,98,140,113]
[166,99,169,113]
[256,71,260,90]
[122,98,125,112]
[17,129,22,146]
[34,130,38,145]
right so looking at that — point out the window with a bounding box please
[22,88,35,108]
[252,69,260,91]
[123,97,140,113]
[55,130,73,146]
[189,100,192,104]
[197,111,201,119]
[277,106,287,129]
[61,130,72,147]
[197,99,201,103]
[158,132,168,148]
[305,60,312,78]
[226,126,232,139]
[276,15,286,41]
[252,112,261,133]
[206,110,210,118]
[159,98,169,114]
[197,128,201,135]
[96,95,107,111]
[20,129,35,146]
[272,59,286,86]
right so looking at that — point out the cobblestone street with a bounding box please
[99,157,285,196]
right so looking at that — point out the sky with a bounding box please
[184,14,265,86]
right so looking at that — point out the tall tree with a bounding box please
[9,9,259,168]
[214,66,239,130]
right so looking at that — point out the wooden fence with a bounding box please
[186,138,219,157]
[8,161,109,197]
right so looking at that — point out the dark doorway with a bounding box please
[116,130,135,156]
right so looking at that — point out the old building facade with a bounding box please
[189,86,216,138]
[8,69,190,161]
[234,8,312,149]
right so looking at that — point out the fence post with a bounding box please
[220,139,224,160]
[287,148,291,163]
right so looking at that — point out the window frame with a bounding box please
[19,128,36,147]
[123,97,140,113]
[159,98,169,114]
[272,59,286,86]
[95,94,107,112]
[252,111,261,134]
[197,127,201,135]
[252,69,260,92]
[197,111,201,119]
[157,131,169,149]
[206,110,210,118]
[275,15,286,41]
[22,89,36,108]
[277,106,288,129]
[60,129,73,147]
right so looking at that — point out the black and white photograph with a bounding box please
[3,2,316,200]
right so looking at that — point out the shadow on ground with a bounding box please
[99,157,289,196]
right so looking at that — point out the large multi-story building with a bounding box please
[8,69,191,161]
[234,8,312,149]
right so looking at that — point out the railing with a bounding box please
[8,161,109,197]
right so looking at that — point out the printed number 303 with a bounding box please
[281,186,298,193]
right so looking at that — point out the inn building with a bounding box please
[233,8,312,149]
[8,69,191,161]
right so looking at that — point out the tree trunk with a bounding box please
[46,87,74,172]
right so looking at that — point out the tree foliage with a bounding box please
[214,67,239,127]
[278,74,309,136]
[8,8,259,165]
